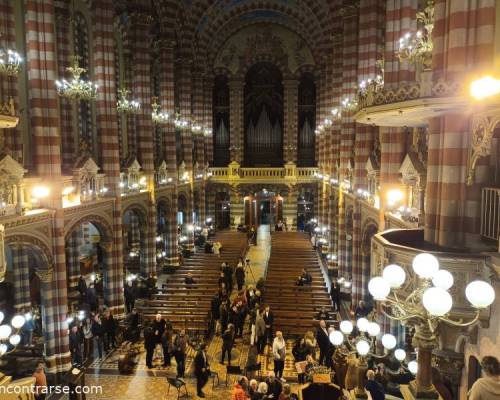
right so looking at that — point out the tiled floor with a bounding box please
[243,224,271,286]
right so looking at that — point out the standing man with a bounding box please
[272,331,286,381]
[144,325,155,369]
[255,309,267,354]
[174,329,187,378]
[316,320,332,366]
[263,305,274,345]
[69,325,82,366]
[330,280,341,312]
[235,262,245,291]
[194,343,210,398]
[220,324,235,365]
[223,262,233,293]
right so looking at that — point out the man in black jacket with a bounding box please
[220,324,235,365]
[263,305,274,345]
[235,264,245,291]
[316,320,332,366]
[69,326,82,365]
[143,325,155,369]
[330,280,341,312]
[222,263,233,293]
[194,343,210,398]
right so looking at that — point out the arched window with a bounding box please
[297,73,316,166]
[213,75,230,166]
[73,12,95,157]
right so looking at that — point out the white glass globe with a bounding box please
[466,280,496,308]
[381,333,397,350]
[383,264,406,289]
[0,311,4,324]
[9,334,20,346]
[394,348,406,361]
[408,360,418,374]
[11,315,25,329]
[340,320,354,335]
[0,325,11,340]
[432,270,454,290]
[423,287,452,316]
[0,344,7,355]
[356,340,370,356]
[367,322,381,337]
[368,277,391,300]
[357,318,370,332]
[329,330,344,346]
[412,253,439,279]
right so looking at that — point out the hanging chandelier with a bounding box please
[55,56,98,101]
[117,88,140,114]
[151,97,169,124]
[396,1,434,68]
[0,46,22,77]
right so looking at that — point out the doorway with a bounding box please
[260,200,271,224]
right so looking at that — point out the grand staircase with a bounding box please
[264,232,338,337]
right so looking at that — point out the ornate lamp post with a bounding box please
[0,311,26,356]
[368,253,495,399]
[329,318,414,398]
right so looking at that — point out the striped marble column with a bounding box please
[11,245,31,311]
[93,0,124,313]
[157,35,179,266]
[283,78,299,163]
[54,1,74,171]
[130,9,156,275]
[204,77,214,165]
[65,229,82,289]
[425,0,495,248]
[0,0,22,161]
[26,0,70,374]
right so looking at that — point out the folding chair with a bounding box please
[167,377,188,399]
[225,365,242,386]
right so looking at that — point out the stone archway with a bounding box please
[122,205,148,276]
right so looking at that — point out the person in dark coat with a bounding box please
[220,324,235,365]
[316,320,332,366]
[185,273,196,285]
[220,301,229,334]
[91,314,105,358]
[173,330,187,378]
[102,310,117,351]
[161,320,173,367]
[330,280,341,312]
[263,305,274,345]
[143,325,155,369]
[77,275,87,299]
[266,372,283,399]
[235,264,246,291]
[296,268,312,286]
[124,281,136,313]
[69,326,82,365]
[194,343,210,398]
[152,313,166,344]
[365,370,385,400]
[86,284,97,311]
[223,263,233,293]
[355,300,371,319]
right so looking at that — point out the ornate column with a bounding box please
[283,78,298,163]
[283,187,298,230]
[93,0,124,313]
[26,0,70,375]
[230,188,244,229]
[229,77,243,164]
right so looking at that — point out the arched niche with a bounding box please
[213,74,230,166]
[297,72,316,166]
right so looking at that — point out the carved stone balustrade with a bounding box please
[0,98,18,129]
[72,156,106,202]
[120,158,146,194]
[355,71,466,127]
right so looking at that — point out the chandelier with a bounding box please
[368,253,495,398]
[329,317,416,397]
[203,128,212,137]
[151,97,169,124]
[0,311,27,356]
[55,56,98,101]
[116,88,140,114]
[174,115,189,130]
[396,1,434,68]
[0,47,22,77]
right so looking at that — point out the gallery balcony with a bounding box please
[354,71,467,127]
[207,161,318,185]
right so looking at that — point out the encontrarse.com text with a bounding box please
[0,385,103,395]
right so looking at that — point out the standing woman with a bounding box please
[220,323,235,365]
[82,317,93,361]
[272,331,287,380]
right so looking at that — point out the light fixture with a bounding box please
[56,56,98,101]
[62,186,75,196]
[470,76,500,100]
[0,311,26,356]
[367,277,390,300]
[32,185,50,199]
[368,253,495,398]
[381,333,397,350]
[382,264,406,289]
[340,320,353,334]
[329,330,344,346]
[394,349,406,361]
[151,97,169,124]
[0,46,22,76]
[117,88,140,114]
[396,1,434,68]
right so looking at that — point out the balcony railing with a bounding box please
[481,187,500,243]
[207,162,318,184]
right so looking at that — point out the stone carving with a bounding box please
[239,28,287,69]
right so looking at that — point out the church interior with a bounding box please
[0,0,499,399]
